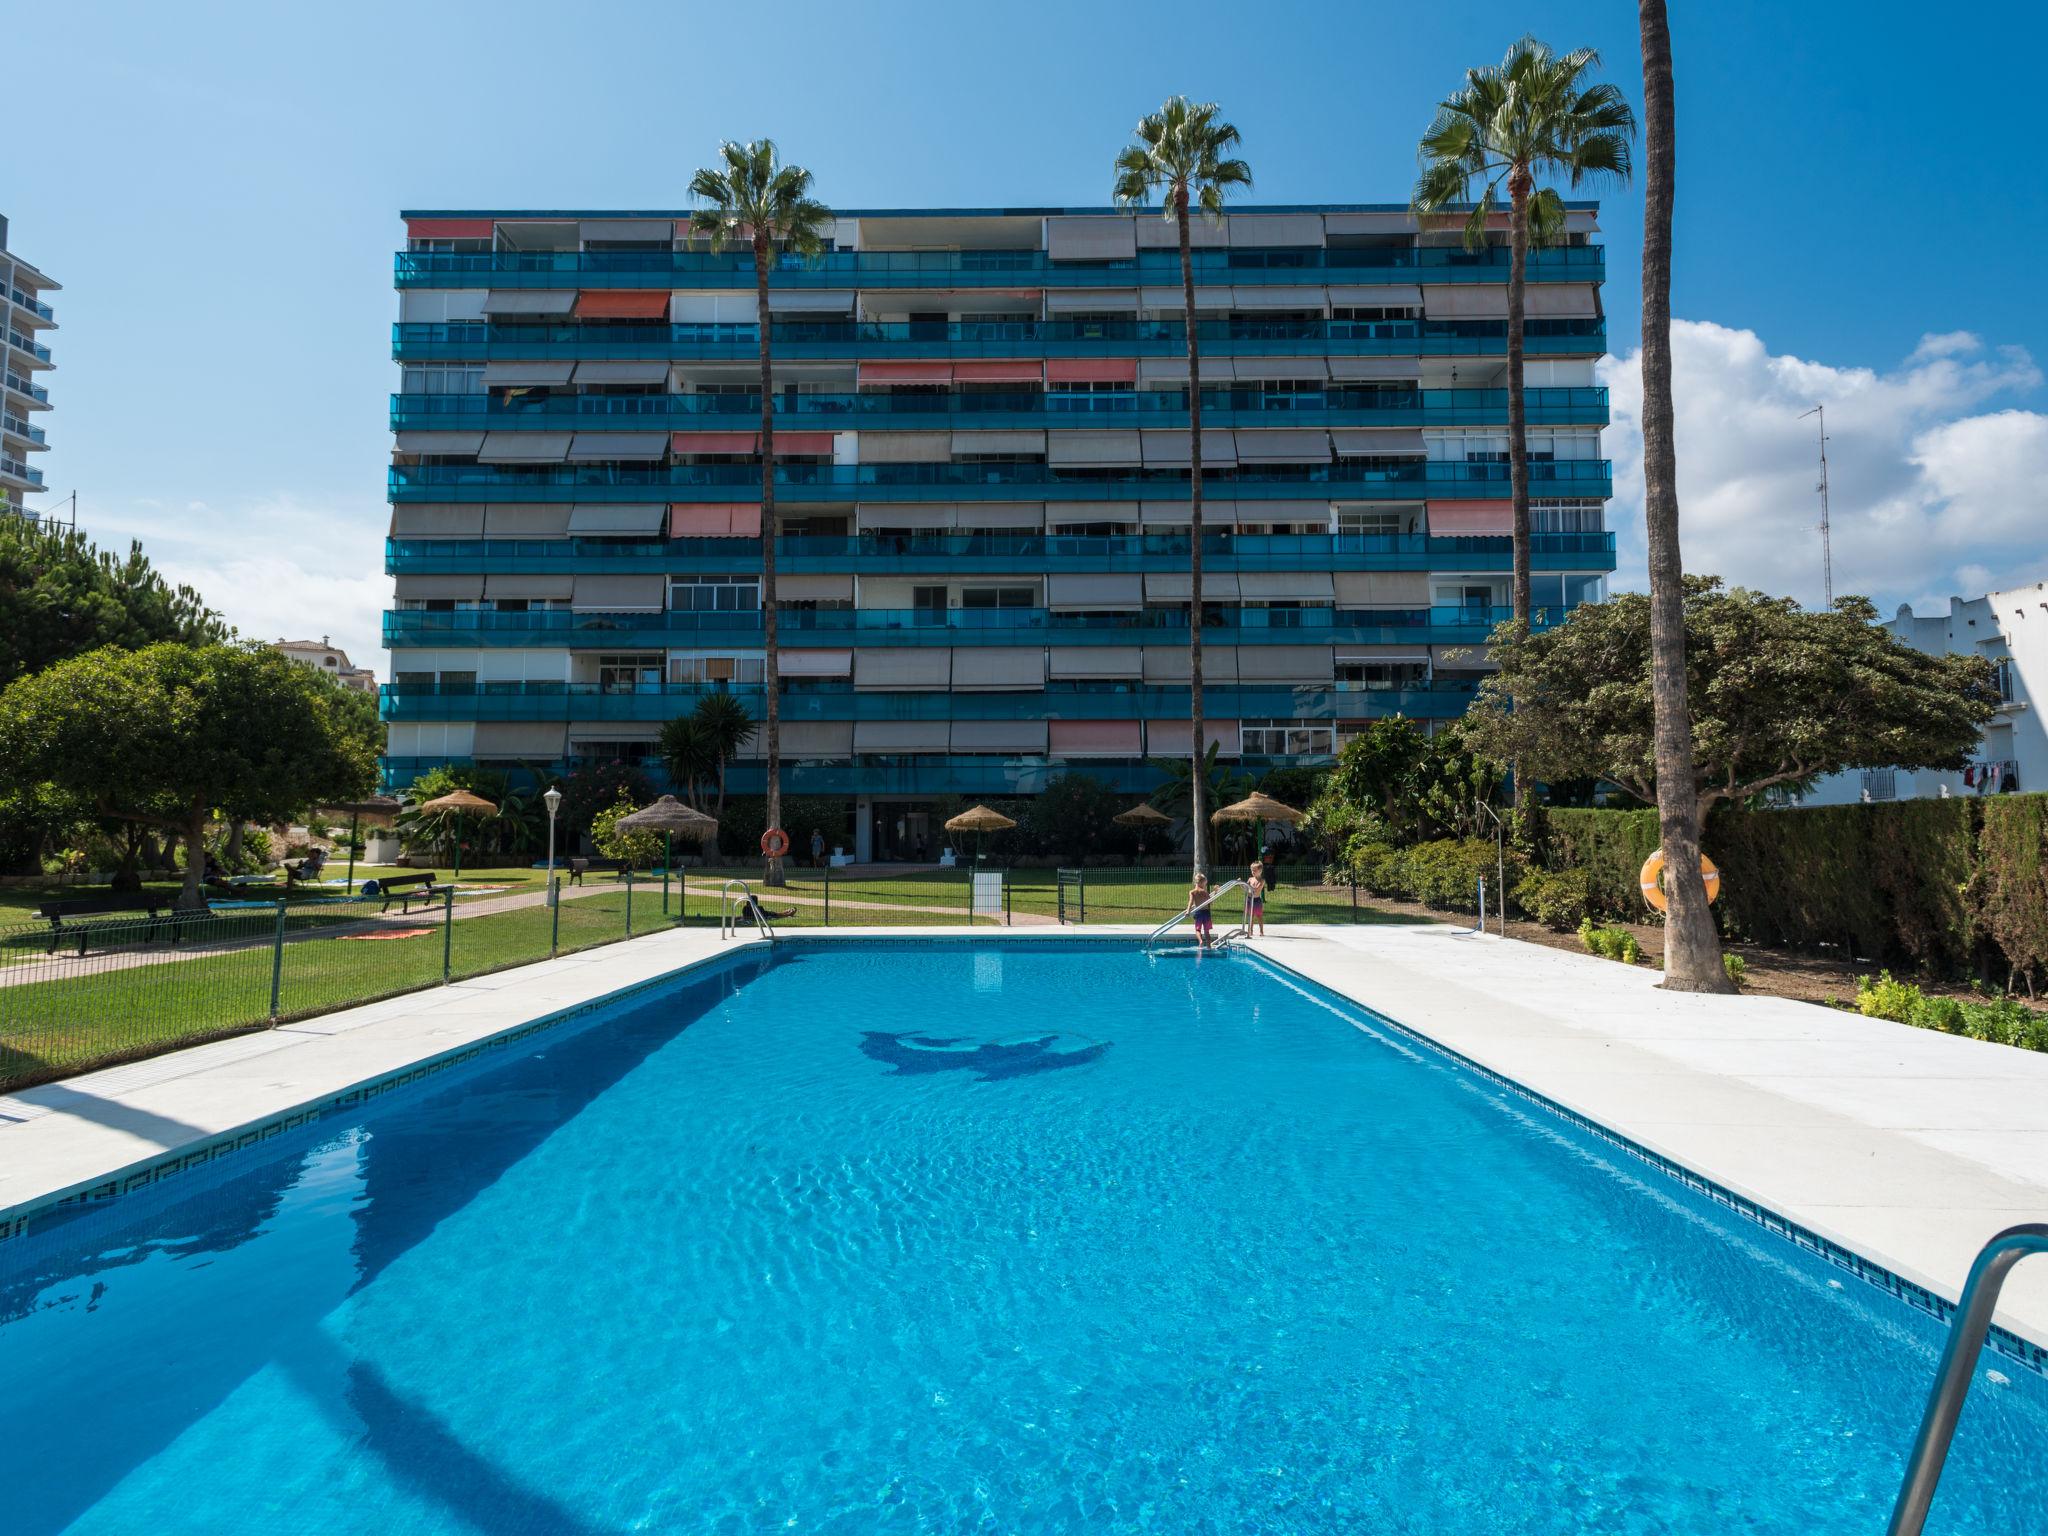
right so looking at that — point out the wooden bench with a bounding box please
[371,873,449,915]
[34,894,187,956]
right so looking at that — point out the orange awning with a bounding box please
[574,290,672,319]
[671,504,753,537]
[1426,500,1514,536]
[672,431,758,455]
[1047,358,1139,384]
[953,361,1043,384]
[773,431,835,456]
[858,361,952,384]
[407,218,495,239]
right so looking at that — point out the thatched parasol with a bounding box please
[417,788,498,878]
[1113,801,1172,855]
[1211,791,1304,869]
[327,796,401,893]
[617,795,720,915]
[944,804,1017,866]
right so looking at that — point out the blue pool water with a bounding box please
[3,940,2044,1533]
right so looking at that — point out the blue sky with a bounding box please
[16,0,2048,671]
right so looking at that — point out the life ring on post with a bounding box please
[1639,849,1719,912]
[760,828,791,859]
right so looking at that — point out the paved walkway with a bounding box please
[676,880,1058,925]
[2,922,2044,1350]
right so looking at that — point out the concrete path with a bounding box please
[675,880,1057,925]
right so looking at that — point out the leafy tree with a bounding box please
[1412,38,1634,629]
[1115,97,1253,881]
[1465,581,2002,836]
[559,760,655,841]
[0,518,231,686]
[589,793,661,870]
[1634,0,1725,991]
[1148,742,1254,870]
[1021,773,1130,862]
[0,643,378,907]
[688,140,832,888]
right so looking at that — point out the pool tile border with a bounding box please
[1241,947,2048,1382]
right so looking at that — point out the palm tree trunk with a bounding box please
[1506,169,1533,629]
[755,240,785,887]
[1179,191,1209,880]
[1640,0,1730,993]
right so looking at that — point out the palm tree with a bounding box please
[658,713,715,809]
[1114,97,1253,882]
[689,141,832,887]
[1412,37,1634,629]
[1637,3,1731,993]
[690,692,756,817]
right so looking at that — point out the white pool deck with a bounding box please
[3,921,2045,1349]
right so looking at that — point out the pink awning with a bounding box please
[1426,499,1513,536]
[1049,719,1143,757]
[407,218,495,239]
[673,431,758,455]
[670,503,759,537]
[1047,358,1139,384]
[772,431,835,456]
[859,361,952,384]
[727,505,763,537]
[953,361,1043,384]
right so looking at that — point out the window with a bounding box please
[436,671,477,694]
[596,653,664,693]
[1530,499,1605,534]
[1337,509,1404,538]
[669,653,766,686]
[1241,719,1336,756]
[400,363,485,395]
[1993,658,2016,702]
[394,671,434,691]
[960,587,1035,609]
[668,578,761,612]
[1436,583,1498,610]
[912,585,948,611]
[1335,659,1428,691]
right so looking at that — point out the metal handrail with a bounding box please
[1887,1222,2048,1535]
[718,878,777,942]
[1146,879,1245,943]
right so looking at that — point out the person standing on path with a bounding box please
[810,828,826,869]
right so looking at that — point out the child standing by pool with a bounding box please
[1188,872,1215,949]
[1245,861,1267,937]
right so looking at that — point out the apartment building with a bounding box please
[274,636,378,694]
[1803,588,2045,805]
[0,215,57,517]
[385,204,1616,859]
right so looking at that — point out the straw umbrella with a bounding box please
[616,795,720,915]
[944,804,1016,867]
[416,788,498,879]
[1113,801,1171,858]
[1211,790,1304,867]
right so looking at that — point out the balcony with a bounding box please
[395,242,1606,289]
[384,603,1539,650]
[3,372,49,405]
[1,413,46,446]
[6,331,52,365]
[386,458,1615,502]
[391,385,1611,434]
[8,289,55,325]
[391,317,1610,364]
[0,455,45,487]
[379,677,1480,724]
[385,531,1617,576]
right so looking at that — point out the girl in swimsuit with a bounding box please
[1188,872,1214,948]
[1245,862,1267,936]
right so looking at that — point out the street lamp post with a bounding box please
[543,785,563,908]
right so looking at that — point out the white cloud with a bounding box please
[1600,322,2048,614]
[80,493,389,678]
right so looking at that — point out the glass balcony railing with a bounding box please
[8,290,55,322]
[391,385,1610,433]
[384,531,1617,575]
[1,414,46,445]
[3,372,49,404]
[6,332,52,363]
[396,243,1604,288]
[384,603,1541,648]
[387,459,1614,498]
[391,317,1608,362]
[378,677,1482,724]
[0,456,45,485]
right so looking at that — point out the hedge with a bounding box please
[1544,793,2048,985]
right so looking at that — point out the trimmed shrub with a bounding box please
[1513,867,1589,931]
[1854,971,2048,1052]
[1547,808,1662,920]
[1577,917,1643,965]
[1973,796,2048,985]
[1721,952,1746,991]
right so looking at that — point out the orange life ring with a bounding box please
[1639,849,1719,912]
[760,827,790,859]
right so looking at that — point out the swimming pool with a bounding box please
[2,939,2043,1533]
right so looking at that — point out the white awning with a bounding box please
[478,432,572,462]
[1524,283,1601,318]
[570,574,666,611]
[1229,358,1330,382]
[482,290,576,316]
[1329,356,1421,381]
[1228,213,1325,248]
[566,503,668,535]
[483,572,575,599]
[568,720,663,743]
[1328,283,1423,308]
[1047,572,1143,609]
[1236,645,1335,681]
[390,503,484,538]
[483,502,574,538]
[779,649,853,677]
[1047,646,1142,679]
[1237,571,1336,601]
[1234,429,1332,463]
[854,649,953,689]
[1047,430,1142,467]
[573,360,671,384]
[1333,571,1430,605]
[1045,216,1138,260]
[951,429,1045,456]
[777,573,855,602]
[853,720,950,753]
[856,431,951,463]
[566,432,669,461]
[482,361,576,387]
[1142,646,1238,682]
[579,219,672,243]
[1140,285,1231,310]
[1144,571,1241,601]
[765,290,857,312]
[1045,289,1140,313]
[954,502,1045,529]
[1332,428,1425,456]
[782,721,854,756]
[855,503,956,530]
[1422,285,1510,320]
[473,722,568,757]
[1141,429,1237,467]
[951,648,1048,690]
[394,431,485,456]
[951,719,1049,752]
[1231,287,1322,310]
[394,573,483,600]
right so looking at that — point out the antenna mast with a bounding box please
[1799,405,1832,606]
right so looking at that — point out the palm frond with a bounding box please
[1112,95,1252,217]
[687,138,835,259]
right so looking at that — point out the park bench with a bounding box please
[369,873,450,915]
[33,893,204,956]
[563,857,632,885]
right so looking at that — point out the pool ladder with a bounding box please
[718,879,779,944]
[1145,879,1246,946]
[1886,1223,2048,1535]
